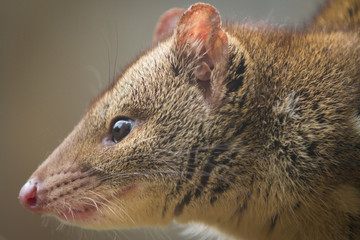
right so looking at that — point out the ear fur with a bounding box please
[174,3,229,104]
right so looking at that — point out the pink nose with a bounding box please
[19,179,41,212]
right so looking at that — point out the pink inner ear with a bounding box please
[175,3,228,81]
[176,4,216,48]
[153,8,184,44]
[175,3,229,104]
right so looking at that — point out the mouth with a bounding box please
[19,172,140,226]
[53,183,138,224]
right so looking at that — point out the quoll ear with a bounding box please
[153,8,184,44]
[175,3,229,104]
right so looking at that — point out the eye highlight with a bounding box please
[112,118,134,143]
[103,117,135,146]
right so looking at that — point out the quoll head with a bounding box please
[18,3,246,229]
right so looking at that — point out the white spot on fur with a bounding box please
[272,92,301,119]
[351,113,360,135]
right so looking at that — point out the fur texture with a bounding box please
[20,1,360,239]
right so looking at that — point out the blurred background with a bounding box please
[1,0,325,239]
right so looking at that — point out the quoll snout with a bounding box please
[19,178,43,213]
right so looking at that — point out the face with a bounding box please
[17,1,244,229]
[18,30,229,227]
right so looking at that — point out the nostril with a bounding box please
[19,179,39,210]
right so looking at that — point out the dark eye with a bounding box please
[107,117,135,145]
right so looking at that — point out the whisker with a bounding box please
[88,190,134,224]
[79,196,102,213]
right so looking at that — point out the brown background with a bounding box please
[1,0,325,239]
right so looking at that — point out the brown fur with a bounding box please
[311,0,360,31]
[20,1,360,239]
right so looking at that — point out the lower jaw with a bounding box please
[56,206,98,223]
[54,183,139,225]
